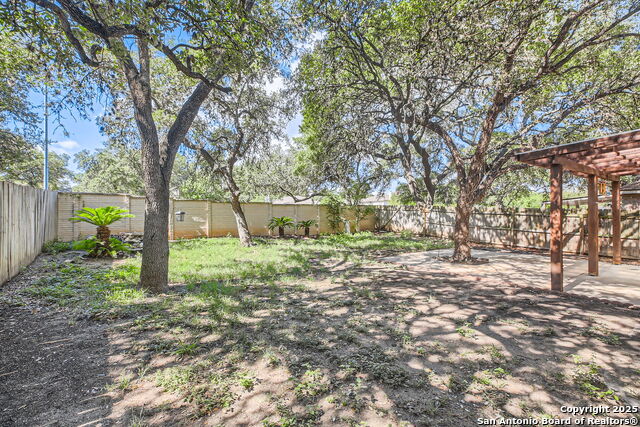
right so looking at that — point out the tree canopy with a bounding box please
[298,0,640,259]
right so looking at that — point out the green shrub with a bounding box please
[73,236,131,258]
[296,219,317,237]
[323,194,345,232]
[69,206,134,256]
[268,216,295,237]
[43,240,71,254]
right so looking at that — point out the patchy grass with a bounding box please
[165,233,450,285]
[21,263,146,315]
[42,239,72,254]
[4,232,640,426]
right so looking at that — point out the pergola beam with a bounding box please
[590,156,640,167]
[566,146,640,162]
[552,156,619,181]
[517,129,640,162]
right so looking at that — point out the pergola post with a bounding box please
[612,180,622,265]
[587,175,599,276]
[550,163,563,291]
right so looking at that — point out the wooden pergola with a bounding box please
[515,129,640,291]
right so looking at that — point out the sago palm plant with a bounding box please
[268,216,295,237]
[296,219,317,238]
[69,206,134,246]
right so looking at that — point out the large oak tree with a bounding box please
[300,0,640,261]
[186,72,289,246]
[6,0,293,291]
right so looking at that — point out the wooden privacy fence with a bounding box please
[377,206,640,260]
[56,192,376,241]
[1,181,58,285]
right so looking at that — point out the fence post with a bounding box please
[169,198,175,240]
[126,194,132,232]
[204,200,209,237]
[511,208,517,248]
[207,201,213,237]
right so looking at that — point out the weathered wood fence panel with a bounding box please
[0,181,58,285]
[377,206,640,260]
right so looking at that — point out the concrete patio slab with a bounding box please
[382,248,640,307]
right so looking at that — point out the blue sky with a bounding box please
[32,81,303,172]
[31,90,107,167]
[29,31,324,173]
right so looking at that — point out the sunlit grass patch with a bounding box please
[167,237,315,284]
[154,361,251,416]
[310,231,451,252]
[165,233,449,286]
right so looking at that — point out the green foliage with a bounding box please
[323,194,345,232]
[296,219,317,229]
[0,134,73,190]
[42,240,71,254]
[571,356,619,401]
[293,369,328,399]
[72,236,131,258]
[74,115,227,199]
[267,216,295,230]
[455,321,476,338]
[69,206,134,227]
[22,263,144,310]
[298,0,640,223]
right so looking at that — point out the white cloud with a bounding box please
[301,30,325,50]
[286,113,302,138]
[50,139,82,155]
[265,76,286,94]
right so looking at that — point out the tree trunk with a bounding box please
[229,192,253,247]
[304,227,310,237]
[278,226,284,237]
[122,42,212,293]
[222,171,253,247]
[452,195,473,262]
[96,226,110,245]
[140,181,171,292]
[121,40,169,293]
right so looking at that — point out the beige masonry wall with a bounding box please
[1,181,58,285]
[57,192,376,241]
[378,206,640,260]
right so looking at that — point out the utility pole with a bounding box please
[43,84,49,190]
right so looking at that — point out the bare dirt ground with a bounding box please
[1,250,640,426]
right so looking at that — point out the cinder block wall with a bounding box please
[57,192,377,241]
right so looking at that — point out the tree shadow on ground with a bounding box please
[105,263,640,425]
[3,248,640,426]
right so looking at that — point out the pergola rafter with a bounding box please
[515,129,640,291]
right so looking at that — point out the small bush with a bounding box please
[73,236,131,258]
[267,216,295,237]
[43,240,71,254]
